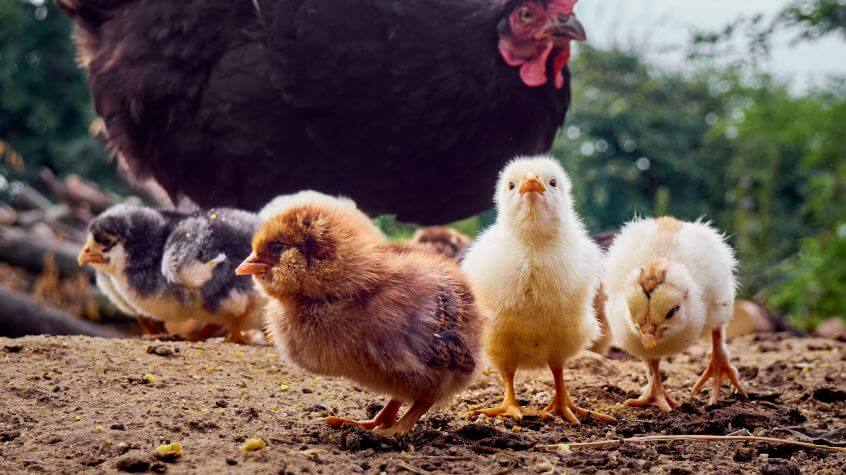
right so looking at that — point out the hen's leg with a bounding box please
[375,399,434,437]
[693,327,748,404]
[472,366,527,420]
[188,324,223,342]
[625,358,679,412]
[326,399,402,430]
[544,363,616,423]
[137,316,166,335]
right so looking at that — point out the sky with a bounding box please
[576,0,846,90]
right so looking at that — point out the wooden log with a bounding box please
[0,286,126,338]
[0,225,90,277]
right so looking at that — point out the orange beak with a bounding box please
[77,238,107,266]
[640,323,658,349]
[519,172,547,195]
[235,253,271,276]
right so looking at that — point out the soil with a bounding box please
[1,333,844,474]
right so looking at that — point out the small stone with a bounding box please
[226,458,238,465]
[533,461,554,473]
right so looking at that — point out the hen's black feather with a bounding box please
[59,0,571,223]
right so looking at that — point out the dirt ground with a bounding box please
[0,333,843,474]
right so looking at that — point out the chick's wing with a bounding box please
[426,288,475,374]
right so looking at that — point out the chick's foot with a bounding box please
[625,358,679,412]
[137,316,166,335]
[188,323,223,342]
[545,364,616,423]
[373,399,433,437]
[325,399,402,430]
[224,311,249,344]
[693,328,748,405]
[470,368,530,420]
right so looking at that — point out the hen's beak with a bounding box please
[77,238,107,266]
[235,253,271,276]
[640,323,658,349]
[548,14,587,43]
[519,172,547,195]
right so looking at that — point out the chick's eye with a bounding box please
[665,305,680,320]
[517,7,535,23]
[549,178,557,188]
[268,242,287,257]
[508,181,516,191]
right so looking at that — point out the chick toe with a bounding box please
[325,399,402,430]
[693,329,748,404]
[544,365,616,423]
[626,359,680,413]
[188,323,223,342]
[374,400,434,437]
[137,316,167,335]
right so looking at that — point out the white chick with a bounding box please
[604,216,747,411]
[462,156,613,424]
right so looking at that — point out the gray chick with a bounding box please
[77,204,263,342]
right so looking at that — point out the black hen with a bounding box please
[58,0,584,224]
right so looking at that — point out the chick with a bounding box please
[604,216,747,411]
[259,190,383,242]
[462,157,614,424]
[237,204,484,436]
[77,204,263,342]
[408,226,471,261]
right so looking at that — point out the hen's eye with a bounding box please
[665,305,680,320]
[268,242,287,257]
[508,181,516,190]
[517,7,535,23]
[549,178,557,188]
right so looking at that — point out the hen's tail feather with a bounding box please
[55,0,133,30]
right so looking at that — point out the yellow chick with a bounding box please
[462,156,614,424]
[604,217,747,411]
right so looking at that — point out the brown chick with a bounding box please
[408,226,471,261]
[236,204,485,436]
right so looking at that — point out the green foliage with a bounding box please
[0,1,122,192]
[779,0,846,40]
[557,45,846,325]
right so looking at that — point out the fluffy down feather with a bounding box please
[241,204,485,435]
[462,157,611,423]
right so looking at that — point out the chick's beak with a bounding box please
[519,172,547,195]
[235,253,271,276]
[548,14,587,43]
[77,238,107,266]
[640,323,658,349]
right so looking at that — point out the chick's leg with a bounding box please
[544,363,616,423]
[325,399,402,430]
[693,326,748,404]
[375,399,434,437]
[224,311,248,344]
[625,358,679,412]
[137,316,166,335]
[473,366,526,420]
[188,323,223,342]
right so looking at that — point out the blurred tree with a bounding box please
[0,1,121,193]
[779,0,846,40]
